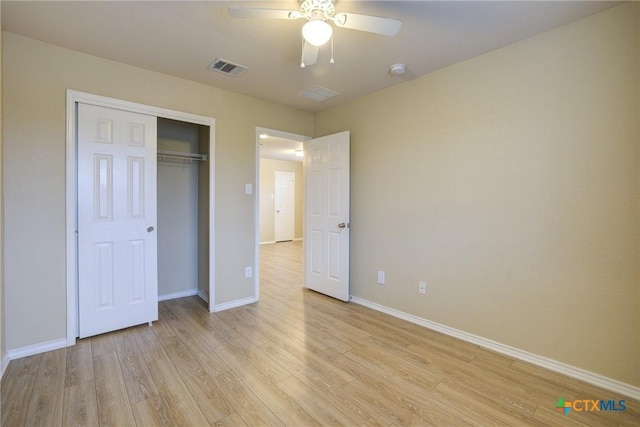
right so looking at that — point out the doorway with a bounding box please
[256,127,310,297]
[65,90,216,343]
[157,118,211,303]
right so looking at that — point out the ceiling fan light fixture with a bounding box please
[302,20,333,47]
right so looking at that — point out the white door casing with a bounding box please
[274,171,295,242]
[77,103,158,338]
[304,131,350,302]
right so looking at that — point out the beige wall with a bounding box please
[2,32,313,351]
[259,158,304,243]
[315,3,640,386]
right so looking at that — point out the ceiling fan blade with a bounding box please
[228,8,299,20]
[333,12,401,36]
[301,42,319,67]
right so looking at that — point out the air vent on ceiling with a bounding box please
[207,58,248,77]
[298,86,339,102]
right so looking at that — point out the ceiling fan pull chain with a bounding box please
[330,34,335,64]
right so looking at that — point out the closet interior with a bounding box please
[157,117,210,303]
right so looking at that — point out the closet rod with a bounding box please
[157,149,207,162]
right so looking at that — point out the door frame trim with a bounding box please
[254,127,310,301]
[65,90,216,345]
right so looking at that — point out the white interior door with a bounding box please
[274,171,295,242]
[304,131,350,301]
[77,103,158,338]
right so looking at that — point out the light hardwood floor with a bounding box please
[2,240,638,426]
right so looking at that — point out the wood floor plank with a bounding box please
[147,357,211,427]
[155,299,283,426]
[284,296,372,342]
[170,300,291,384]
[1,353,41,382]
[227,307,357,389]
[159,334,234,424]
[24,348,66,427]
[149,313,178,340]
[434,379,543,425]
[91,333,116,357]
[131,395,174,427]
[254,331,357,388]
[250,347,382,426]
[1,368,38,426]
[213,412,249,427]
[157,302,286,427]
[93,351,136,427]
[277,375,362,427]
[251,301,354,354]
[405,341,552,404]
[466,355,640,426]
[65,338,94,388]
[323,347,467,426]
[344,337,444,390]
[343,378,426,426]
[209,330,321,427]
[62,380,99,426]
[509,361,640,426]
[113,328,160,404]
[131,323,167,364]
[242,304,330,355]
[532,405,592,426]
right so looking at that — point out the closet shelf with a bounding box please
[157,149,207,162]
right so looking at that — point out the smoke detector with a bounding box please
[389,63,406,76]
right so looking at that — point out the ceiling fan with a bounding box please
[228,0,402,67]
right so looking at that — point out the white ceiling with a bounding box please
[2,1,619,113]
[259,134,304,162]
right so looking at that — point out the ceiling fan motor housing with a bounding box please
[300,0,336,20]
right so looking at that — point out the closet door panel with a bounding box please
[78,103,158,338]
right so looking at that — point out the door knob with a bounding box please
[147,226,155,233]
[338,222,349,229]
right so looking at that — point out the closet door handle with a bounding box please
[147,226,155,233]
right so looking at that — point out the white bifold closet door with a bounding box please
[77,103,158,338]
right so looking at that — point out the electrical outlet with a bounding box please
[418,281,426,294]
[377,271,385,285]
[245,266,252,278]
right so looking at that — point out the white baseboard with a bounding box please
[260,239,302,245]
[350,296,640,400]
[213,296,258,312]
[6,338,69,361]
[158,289,198,302]
[197,289,209,303]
